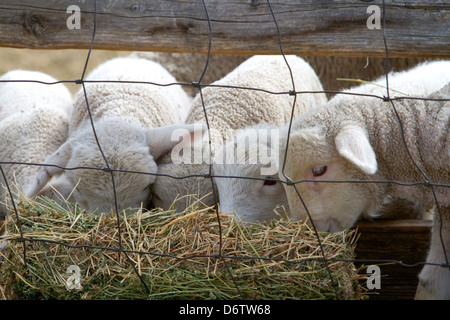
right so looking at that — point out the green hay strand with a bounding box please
[0,196,367,300]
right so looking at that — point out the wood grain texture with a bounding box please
[0,1,448,57]
[354,219,433,300]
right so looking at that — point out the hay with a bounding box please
[0,196,366,300]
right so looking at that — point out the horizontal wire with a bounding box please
[1,161,448,188]
[1,78,449,102]
[2,237,447,269]
[0,1,448,299]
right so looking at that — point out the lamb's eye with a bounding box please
[263,177,278,186]
[312,166,327,177]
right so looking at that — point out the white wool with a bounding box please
[153,55,327,220]
[0,69,72,120]
[0,69,73,218]
[279,61,450,299]
[25,57,201,214]
[281,60,450,230]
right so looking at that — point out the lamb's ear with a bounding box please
[25,142,73,198]
[335,125,377,175]
[146,123,207,160]
[35,174,77,208]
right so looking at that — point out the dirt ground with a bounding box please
[0,47,130,95]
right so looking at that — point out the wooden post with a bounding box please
[354,219,433,300]
[0,0,448,57]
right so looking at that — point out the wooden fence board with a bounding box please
[354,219,433,300]
[0,1,448,57]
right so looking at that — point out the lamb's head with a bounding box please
[25,118,205,214]
[213,125,288,223]
[280,121,379,232]
[152,160,216,212]
[152,127,215,212]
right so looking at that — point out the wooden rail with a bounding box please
[0,1,449,57]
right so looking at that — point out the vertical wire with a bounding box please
[379,0,448,268]
[266,0,340,298]
[80,0,150,294]
[0,0,446,299]
[197,0,243,298]
[0,166,26,266]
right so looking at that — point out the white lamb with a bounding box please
[278,60,450,299]
[130,51,429,99]
[152,55,327,218]
[212,123,289,222]
[0,70,73,219]
[25,57,202,214]
[0,69,72,119]
[129,51,248,99]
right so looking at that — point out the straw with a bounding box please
[0,196,366,300]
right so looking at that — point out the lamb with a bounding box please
[25,57,203,214]
[0,69,72,120]
[130,51,428,99]
[278,60,450,299]
[129,51,249,99]
[152,55,327,218]
[212,123,290,222]
[0,70,73,219]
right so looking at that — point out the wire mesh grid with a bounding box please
[0,0,448,300]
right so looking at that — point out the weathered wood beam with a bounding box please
[354,219,432,300]
[0,1,448,57]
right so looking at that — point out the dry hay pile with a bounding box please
[0,196,366,300]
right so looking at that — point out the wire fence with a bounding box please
[0,0,449,300]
